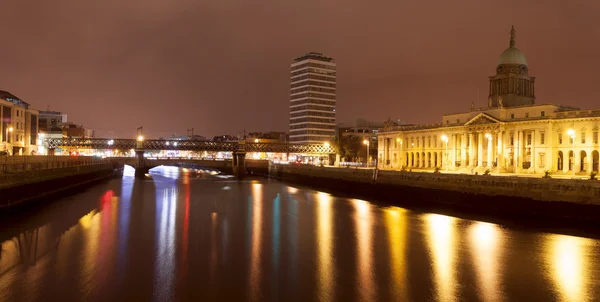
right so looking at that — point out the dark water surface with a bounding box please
[1,166,599,302]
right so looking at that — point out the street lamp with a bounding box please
[363,139,370,168]
[323,141,330,148]
[567,129,576,176]
[137,135,144,142]
[441,135,449,171]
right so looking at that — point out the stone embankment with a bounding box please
[268,164,600,223]
[0,156,119,209]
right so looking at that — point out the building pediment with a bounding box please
[464,113,502,126]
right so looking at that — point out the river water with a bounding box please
[0,166,599,301]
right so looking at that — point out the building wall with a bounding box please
[289,52,336,144]
[0,99,39,155]
[377,108,600,174]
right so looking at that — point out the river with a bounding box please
[0,166,599,301]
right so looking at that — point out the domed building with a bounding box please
[377,27,600,176]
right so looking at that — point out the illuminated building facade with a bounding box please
[289,52,336,144]
[377,27,600,175]
[0,90,39,155]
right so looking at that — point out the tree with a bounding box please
[339,135,364,162]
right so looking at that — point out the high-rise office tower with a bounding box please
[289,52,336,144]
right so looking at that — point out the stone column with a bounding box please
[468,133,474,167]
[531,130,536,172]
[451,134,457,169]
[477,132,483,167]
[461,133,467,167]
[497,131,503,169]
[487,134,493,167]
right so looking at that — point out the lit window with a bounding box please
[527,134,532,145]
[581,132,586,144]
[558,133,563,144]
[510,135,514,146]
[594,131,598,144]
[540,132,545,144]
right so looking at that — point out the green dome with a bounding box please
[498,47,528,66]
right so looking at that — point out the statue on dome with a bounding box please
[488,98,492,108]
[498,96,504,108]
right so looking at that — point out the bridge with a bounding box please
[45,138,337,178]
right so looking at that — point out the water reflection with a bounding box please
[352,199,375,302]
[469,222,504,302]
[1,170,600,301]
[249,183,263,301]
[316,192,334,301]
[385,207,408,299]
[546,234,593,302]
[154,186,178,302]
[425,214,457,302]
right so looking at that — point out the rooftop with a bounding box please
[0,90,30,108]
[294,52,334,63]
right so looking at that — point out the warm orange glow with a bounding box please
[363,139,368,145]
[137,135,144,141]
[316,192,334,300]
[385,207,408,298]
[425,214,457,302]
[546,234,593,302]
[469,222,503,302]
[7,127,13,132]
[352,199,375,301]
[249,183,263,300]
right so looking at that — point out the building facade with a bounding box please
[377,27,600,175]
[0,90,39,155]
[289,52,336,144]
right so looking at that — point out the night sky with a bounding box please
[1,1,599,138]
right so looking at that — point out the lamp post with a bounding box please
[441,135,449,171]
[363,139,370,168]
[567,129,576,176]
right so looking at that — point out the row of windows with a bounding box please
[289,129,335,136]
[289,123,337,130]
[290,86,336,95]
[290,80,336,89]
[290,98,336,107]
[290,110,336,118]
[291,92,335,100]
[557,131,599,145]
[446,110,548,124]
[291,62,336,72]
[290,105,335,117]
[289,117,336,124]
[291,68,336,77]
[289,135,333,142]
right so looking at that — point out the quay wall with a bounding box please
[268,164,600,223]
[0,163,119,209]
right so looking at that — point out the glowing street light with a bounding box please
[567,129,576,176]
[441,135,449,171]
[108,139,114,146]
[137,135,144,142]
[363,139,370,168]
[323,141,330,148]
[5,126,13,144]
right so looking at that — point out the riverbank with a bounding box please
[268,164,600,224]
[0,163,120,210]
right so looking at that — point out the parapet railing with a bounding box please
[0,156,111,175]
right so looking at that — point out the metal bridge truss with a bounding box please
[46,138,336,154]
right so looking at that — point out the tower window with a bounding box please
[510,114,515,119]
[541,111,545,117]
[525,112,529,118]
